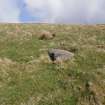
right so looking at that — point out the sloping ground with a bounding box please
[0,24,105,105]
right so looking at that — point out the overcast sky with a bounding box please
[0,0,105,24]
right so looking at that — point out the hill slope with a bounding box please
[0,24,105,105]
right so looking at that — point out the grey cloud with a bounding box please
[24,0,105,24]
[0,0,20,22]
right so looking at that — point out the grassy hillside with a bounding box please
[0,24,105,105]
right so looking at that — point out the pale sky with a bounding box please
[0,0,105,23]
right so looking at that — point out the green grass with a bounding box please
[0,24,105,105]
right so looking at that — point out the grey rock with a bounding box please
[48,49,74,62]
